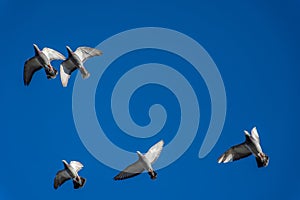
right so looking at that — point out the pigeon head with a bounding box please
[33,44,40,51]
[136,151,143,158]
[62,160,69,168]
[243,130,250,137]
[62,160,68,164]
[66,46,73,56]
[33,44,40,55]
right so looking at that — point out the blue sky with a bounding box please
[1,0,300,199]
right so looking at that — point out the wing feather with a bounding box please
[251,127,260,143]
[75,47,102,63]
[145,140,164,164]
[114,161,144,180]
[23,57,42,86]
[60,59,77,87]
[70,161,83,172]
[218,143,252,163]
[54,169,71,189]
[42,47,65,61]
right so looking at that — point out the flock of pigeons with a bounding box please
[23,44,269,190]
[23,44,102,87]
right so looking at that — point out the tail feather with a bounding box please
[256,154,269,168]
[73,176,86,189]
[79,66,90,79]
[148,171,157,180]
[45,68,58,79]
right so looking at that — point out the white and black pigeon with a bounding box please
[114,140,164,180]
[60,46,102,87]
[218,127,269,168]
[54,160,86,189]
[23,44,65,86]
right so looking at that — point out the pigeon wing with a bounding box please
[114,161,144,180]
[42,47,65,61]
[251,127,260,143]
[145,140,164,164]
[60,59,77,87]
[75,47,102,63]
[54,169,71,189]
[70,161,84,172]
[23,57,43,86]
[217,143,252,163]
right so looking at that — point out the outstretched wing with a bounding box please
[70,161,84,172]
[145,140,164,164]
[54,169,71,189]
[42,47,65,61]
[113,161,144,180]
[218,143,252,163]
[75,47,102,63]
[251,127,260,143]
[60,59,77,87]
[23,57,42,86]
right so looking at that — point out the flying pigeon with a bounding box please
[23,44,65,86]
[217,127,269,168]
[114,140,164,180]
[60,46,102,87]
[54,160,86,189]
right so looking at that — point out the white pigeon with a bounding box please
[23,44,65,86]
[54,160,86,189]
[218,127,269,168]
[60,46,102,87]
[114,140,164,180]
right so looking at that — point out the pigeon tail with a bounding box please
[45,68,58,79]
[148,171,157,180]
[73,176,86,189]
[256,154,269,168]
[79,66,90,79]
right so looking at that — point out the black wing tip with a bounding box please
[54,184,59,190]
[113,172,141,181]
[53,179,60,190]
[113,175,125,181]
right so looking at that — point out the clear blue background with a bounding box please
[1,0,299,199]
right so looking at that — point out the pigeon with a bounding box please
[114,140,164,180]
[23,44,65,86]
[54,160,86,189]
[60,46,102,87]
[217,127,269,168]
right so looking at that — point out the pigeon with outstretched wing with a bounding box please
[54,160,86,189]
[24,44,65,86]
[218,127,269,168]
[60,46,102,87]
[114,140,164,180]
